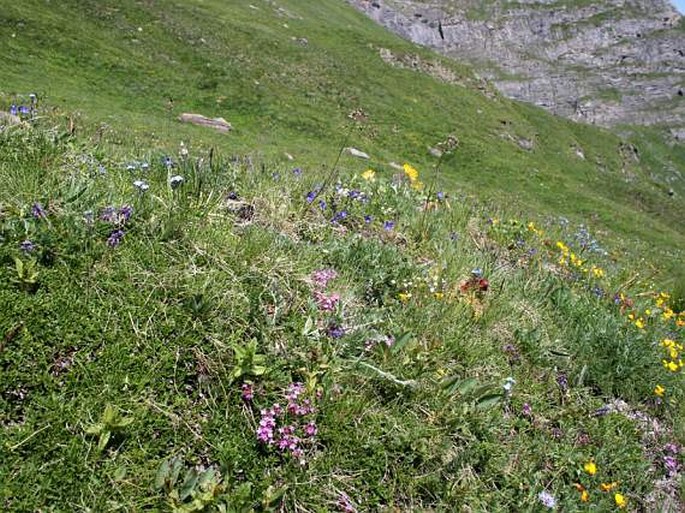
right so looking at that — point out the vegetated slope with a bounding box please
[1,0,684,283]
[347,0,685,131]
[1,118,683,511]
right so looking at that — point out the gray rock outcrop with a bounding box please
[347,0,685,131]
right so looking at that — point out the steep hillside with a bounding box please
[348,0,685,132]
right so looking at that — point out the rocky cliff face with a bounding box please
[347,0,685,132]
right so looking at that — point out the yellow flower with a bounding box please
[434,292,444,300]
[663,360,679,372]
[403,163,419,182]
[614,492,627,509]
[634,318,645,329]
[600,482,618,492]
[410,179,425,191]
[645,309,652,316]
[398,292,411,303]
[662,339,676,348]
[584,460,597,476]
[556,241,568,252]
[677,318,685,327]
[654,384,665,397]
[663,308,674,320]
[361,169,376,181]
[591,266,605,278]
[581,489,590,503]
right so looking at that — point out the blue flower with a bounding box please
[383,220,395,231]
[318,199,327,210]
[327,324,345,339]
[9,105,18,116]
[20,240,34,253]
[292,167,303,177]
[107,230,125,248]
[19,106,30,116]
[119,205,134,223]
[364,215,373,224]
[32,202,47,219]
[348,189,361,200]
[331,210,347,223]
[436,191,445,200]
[306,191,317,203]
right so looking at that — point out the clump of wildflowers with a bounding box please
[537,490,556,509]
[311,269,338,290]
[254,382,321,465]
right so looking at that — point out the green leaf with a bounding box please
[180,468,200,501]
[97,430,112,451]
[390,332,412,354]
[454,377,479,396]
[85,423,103,435]
[155,459,171,490]
[475,394,503,410]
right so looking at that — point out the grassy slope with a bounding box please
[1,0,684,284]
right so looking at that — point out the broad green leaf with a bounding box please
[390,332,412,354]
[475,394,503,410]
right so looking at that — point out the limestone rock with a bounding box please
[178,113,232,133]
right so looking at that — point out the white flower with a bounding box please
[538,490,556,509]
[169,175,185,189]
[133,179,149,192]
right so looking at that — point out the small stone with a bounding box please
[346,147,370,159]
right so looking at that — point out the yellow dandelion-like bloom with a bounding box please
[614,493,627,509]
[677,318,685,327]
[556,241,568,251]
[581,489,590,503]
[634,318,645,329]
[663,308,674,321]
[628,313,636,321]
[403,163,419,182]
[584,460,597,476]
[361,169,376,181]
[600,482,618,492]
[434,292,444,300]
[645,309,652,316]
[654,384,665,397]
[591,266,605,278]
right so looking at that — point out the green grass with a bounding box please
[1,0,684,510]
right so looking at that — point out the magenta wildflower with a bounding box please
[337,492,357,513]
[241,383,254,401]
[304,421,317,437]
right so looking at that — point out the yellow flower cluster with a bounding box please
[577,461,627,509]
[527,221,544,237]
[555,241,584,268]
[661,338,684,373]
[403,163,424,191]
[361,169,376,181]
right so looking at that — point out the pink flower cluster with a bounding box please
[255,382,320,464]
[311,268,338,289]
[314,291,340,312]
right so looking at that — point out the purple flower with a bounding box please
[107,230,125,248]
[100,206,117,223]
[383,220,395,231]
[19,105,30,116]
[304,420,317,437]
[664,455,679,477]
[348,189,360,200]
[9,105,18,116]
[522,403,532,417]
[556,373,568,393]
[538,490,556,509]
[337,492,357,513]
[163,156,174,168]
[364,215,373,224]
[241,383,254,401]
[292,167,302,177]
[306,190,317,203]
[20,240,34,253]
[119,205,134,223]
[285,382,305,402]
[311,268,337,289]
[318,199,327,210]
[32,202,47,219]
[327,323,345,339]
[314,291,340,312]
[436,191,445,200]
